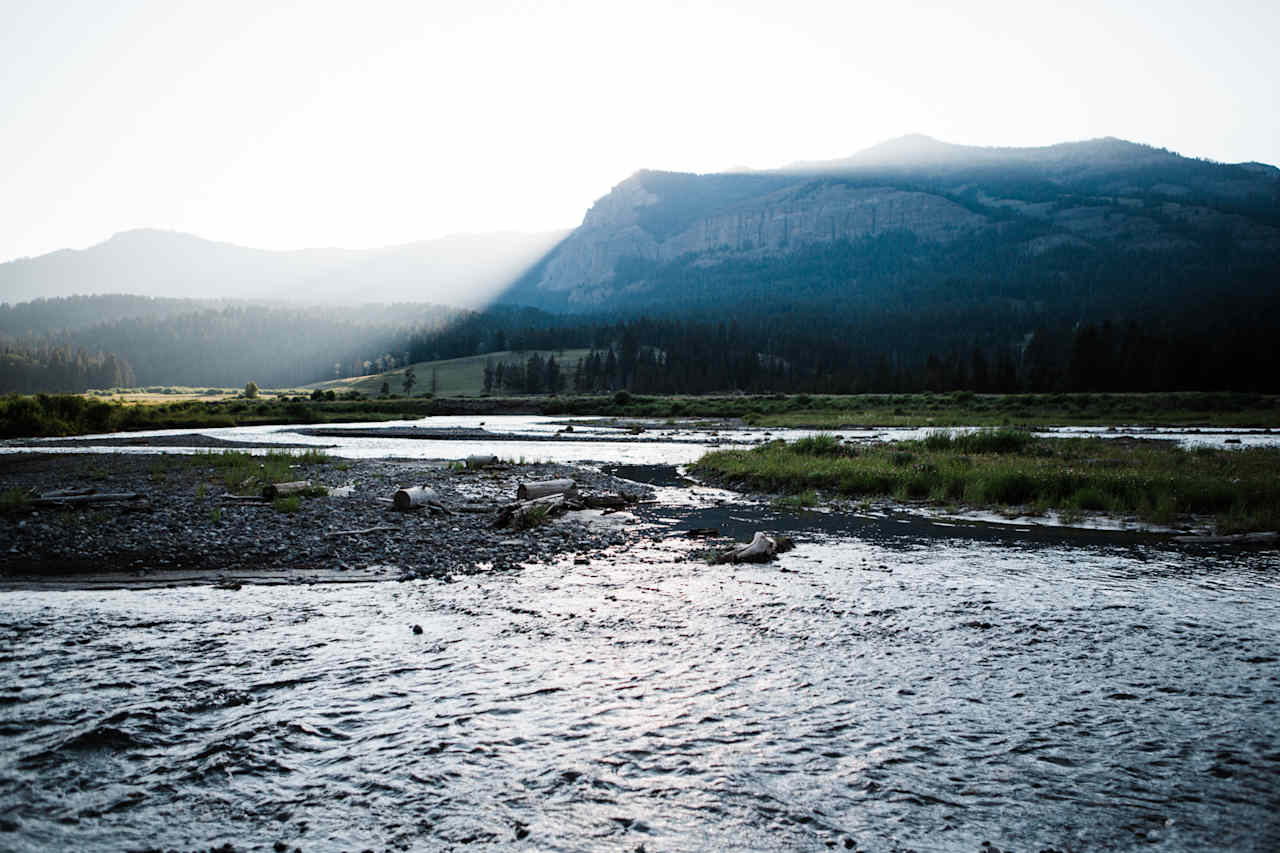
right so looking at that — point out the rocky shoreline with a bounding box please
[0,452,657,590]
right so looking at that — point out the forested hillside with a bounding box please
[3,135,1277,396]
[0,298,466,391]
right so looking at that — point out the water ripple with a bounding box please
[2,532,1279,850]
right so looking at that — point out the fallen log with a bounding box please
[516,479,578,501]
[494,493,580,529]
[220,493,270,503]
[393,485,441,511]
[32,492,140,507]
[38,487,95,499]
[583,494,635,510]
[324,525,398,538]
[262,481,312,499]
[465,454,499,469]
[713,532,796,564]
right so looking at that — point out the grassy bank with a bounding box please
[3,390,1279,439]
[692,430,1280,534]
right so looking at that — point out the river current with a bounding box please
[2,419,1279,851]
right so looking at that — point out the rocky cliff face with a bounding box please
[533,178,989,304]
[509,136,1280,311]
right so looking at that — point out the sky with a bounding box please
[2,0,1277,263]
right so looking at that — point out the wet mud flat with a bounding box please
[0,452,655,590]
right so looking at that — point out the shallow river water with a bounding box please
[2,420,1279,851]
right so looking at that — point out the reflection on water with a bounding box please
[2,521,1278,851]
[6,415,1279,466]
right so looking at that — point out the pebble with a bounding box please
[0,455,654,586]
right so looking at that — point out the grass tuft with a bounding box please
[693,434,1280,533]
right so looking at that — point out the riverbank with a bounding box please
[4,390,1279,438]
[0,452,654,590]
[692,430,1280,535]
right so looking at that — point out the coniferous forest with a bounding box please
[3,287,1276,396]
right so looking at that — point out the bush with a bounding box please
[613,390,632,405]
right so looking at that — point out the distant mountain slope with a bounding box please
[0,228,569,307]
[502,135,1280,312]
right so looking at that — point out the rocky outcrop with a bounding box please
[532,178,989,303]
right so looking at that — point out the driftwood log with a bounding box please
[465,454,499,469]
[38,488,95,499]
[32,491,141,507]
[393,485,441,511]
[324,525,398,538]
[714,532,796,564]
[516,479,578,501]
[582,494,635,510]
[262,481,311,499]
[493,493,578,529]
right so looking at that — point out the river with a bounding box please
[1,418,1278,851]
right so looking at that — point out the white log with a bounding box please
[516,479,578,501]
[393,485,440,511]
[262,480,312,499]
[717,532,778,564]
[465,454,499,469]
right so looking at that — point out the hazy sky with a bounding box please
[2,0,1277,262]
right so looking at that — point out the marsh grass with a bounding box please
[693,430,1280,533]
[199,449,330,496]
[4,391,1277,441]
[0,487,32,515]
[272,496,300,514]
[775,489,820,509]
[511,503,552,530]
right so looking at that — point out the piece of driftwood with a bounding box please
[220,493,270,502]
[324,525,398,538]
[685,527,720,538]
[713,532,796,564]
[493,493,579,529]
[516,479,578,501]
[262,481,312,499]
[1173,531,1277,544]
[465,454,499,469]
[583,494,634,510]
[32,492,140,507]
[393,485,441,511]
[39,487,95,499]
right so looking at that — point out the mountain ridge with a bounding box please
[501,134,1280,311]
[0,227,570,307]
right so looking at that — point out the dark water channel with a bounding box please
[2,464,1280,851]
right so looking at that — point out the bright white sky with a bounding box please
[2,0,1277,262]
